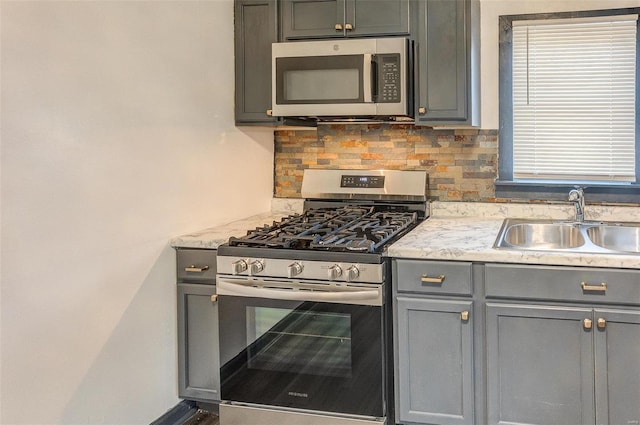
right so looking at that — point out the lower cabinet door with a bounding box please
[486,303,595,425]
[594,308,640,425]
[177,283,220,402]
[396,297,474,425]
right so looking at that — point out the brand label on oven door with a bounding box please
[288,391,309,398]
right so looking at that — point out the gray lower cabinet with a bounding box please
[396,297,474,425]
[485,263,640,425]
[234,0,280,125]
[177,283,220,402]
[281,0,410,40]
[394,259,475,425]
[486,303,596,425]
[176,249,220,402]
[414,0,479,126]
[594,308,640,425]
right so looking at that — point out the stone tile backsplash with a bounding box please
[274,124,498,201]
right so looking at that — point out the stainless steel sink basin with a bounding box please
[503,223,585,249]
[494,219,640,255]
[586,225,640,253]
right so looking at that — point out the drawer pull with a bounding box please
[597,318,606,329]
[583,318,593,330]
[211,294,218,303]
[581,282,607,292]
[461,311,469,321]
[421,274,445,284]
[185,265,210,273]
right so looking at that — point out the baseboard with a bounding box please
[150,400,198,425]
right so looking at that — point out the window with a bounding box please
[497,8,640,202]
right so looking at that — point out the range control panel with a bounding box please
[340,175,385,188]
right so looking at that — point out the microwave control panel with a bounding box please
[376,54,401,103]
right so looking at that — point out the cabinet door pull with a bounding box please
[461,311,469,321]
[335,23,343,31]
[597,318,606,329]
[581,282,607,292]
[418,107,426,115]
[345,23,353,31]
[583,318,593,330]
[185,265,210,273]
[266,109,273,116]
[421,274,445,284]
[210,294,218,303]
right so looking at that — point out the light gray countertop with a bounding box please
[170,199,304,249]
[170,199,640,269]
[388,202,640,270]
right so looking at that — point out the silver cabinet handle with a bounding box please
[581,282,607,292]
[184,265,209,273]
[421,274,445,284]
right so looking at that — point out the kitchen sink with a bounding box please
[586,225,640,253]
[503,223,585,249]
[494,219,640,255]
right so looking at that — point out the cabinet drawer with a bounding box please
[485,264,640,306]
[395,260,472,295]
[177,249,217,284]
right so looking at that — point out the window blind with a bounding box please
[512,15,637,182]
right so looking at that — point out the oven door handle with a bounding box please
[216,279,383,306]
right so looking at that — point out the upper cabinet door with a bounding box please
[281,0,345,39]
[281,0,409,40]
[345,0,409,37]
[414,0,479,126]
[234,0,280,125]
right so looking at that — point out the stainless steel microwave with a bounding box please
[272,37,412,119]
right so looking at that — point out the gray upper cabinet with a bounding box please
[234,0,280,125]
[281,0,410,40]
[414,0,479,126]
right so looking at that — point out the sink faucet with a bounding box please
[568,187,585,222]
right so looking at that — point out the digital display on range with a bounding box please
[340,175,385,188]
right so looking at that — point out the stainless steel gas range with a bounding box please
[216,169,429,425]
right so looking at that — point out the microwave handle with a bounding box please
[363,53,373,103]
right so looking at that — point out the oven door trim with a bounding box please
[216,275,383,306]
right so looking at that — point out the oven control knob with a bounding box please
[232,259,248,275]
[346,265,360,282]
[328,264,343,280]
[249,260,264,275]
[287,262,303,278]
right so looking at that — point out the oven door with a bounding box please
[217,276,386,418]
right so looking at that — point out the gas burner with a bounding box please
[228,207,417,253]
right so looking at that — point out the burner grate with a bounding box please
[228,207,417,253]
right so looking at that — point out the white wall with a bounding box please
[480,0,640,129]
[0,1,274,424]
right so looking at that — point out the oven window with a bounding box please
[246,306,352,378]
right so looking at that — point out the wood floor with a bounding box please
[182,409,220,425]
